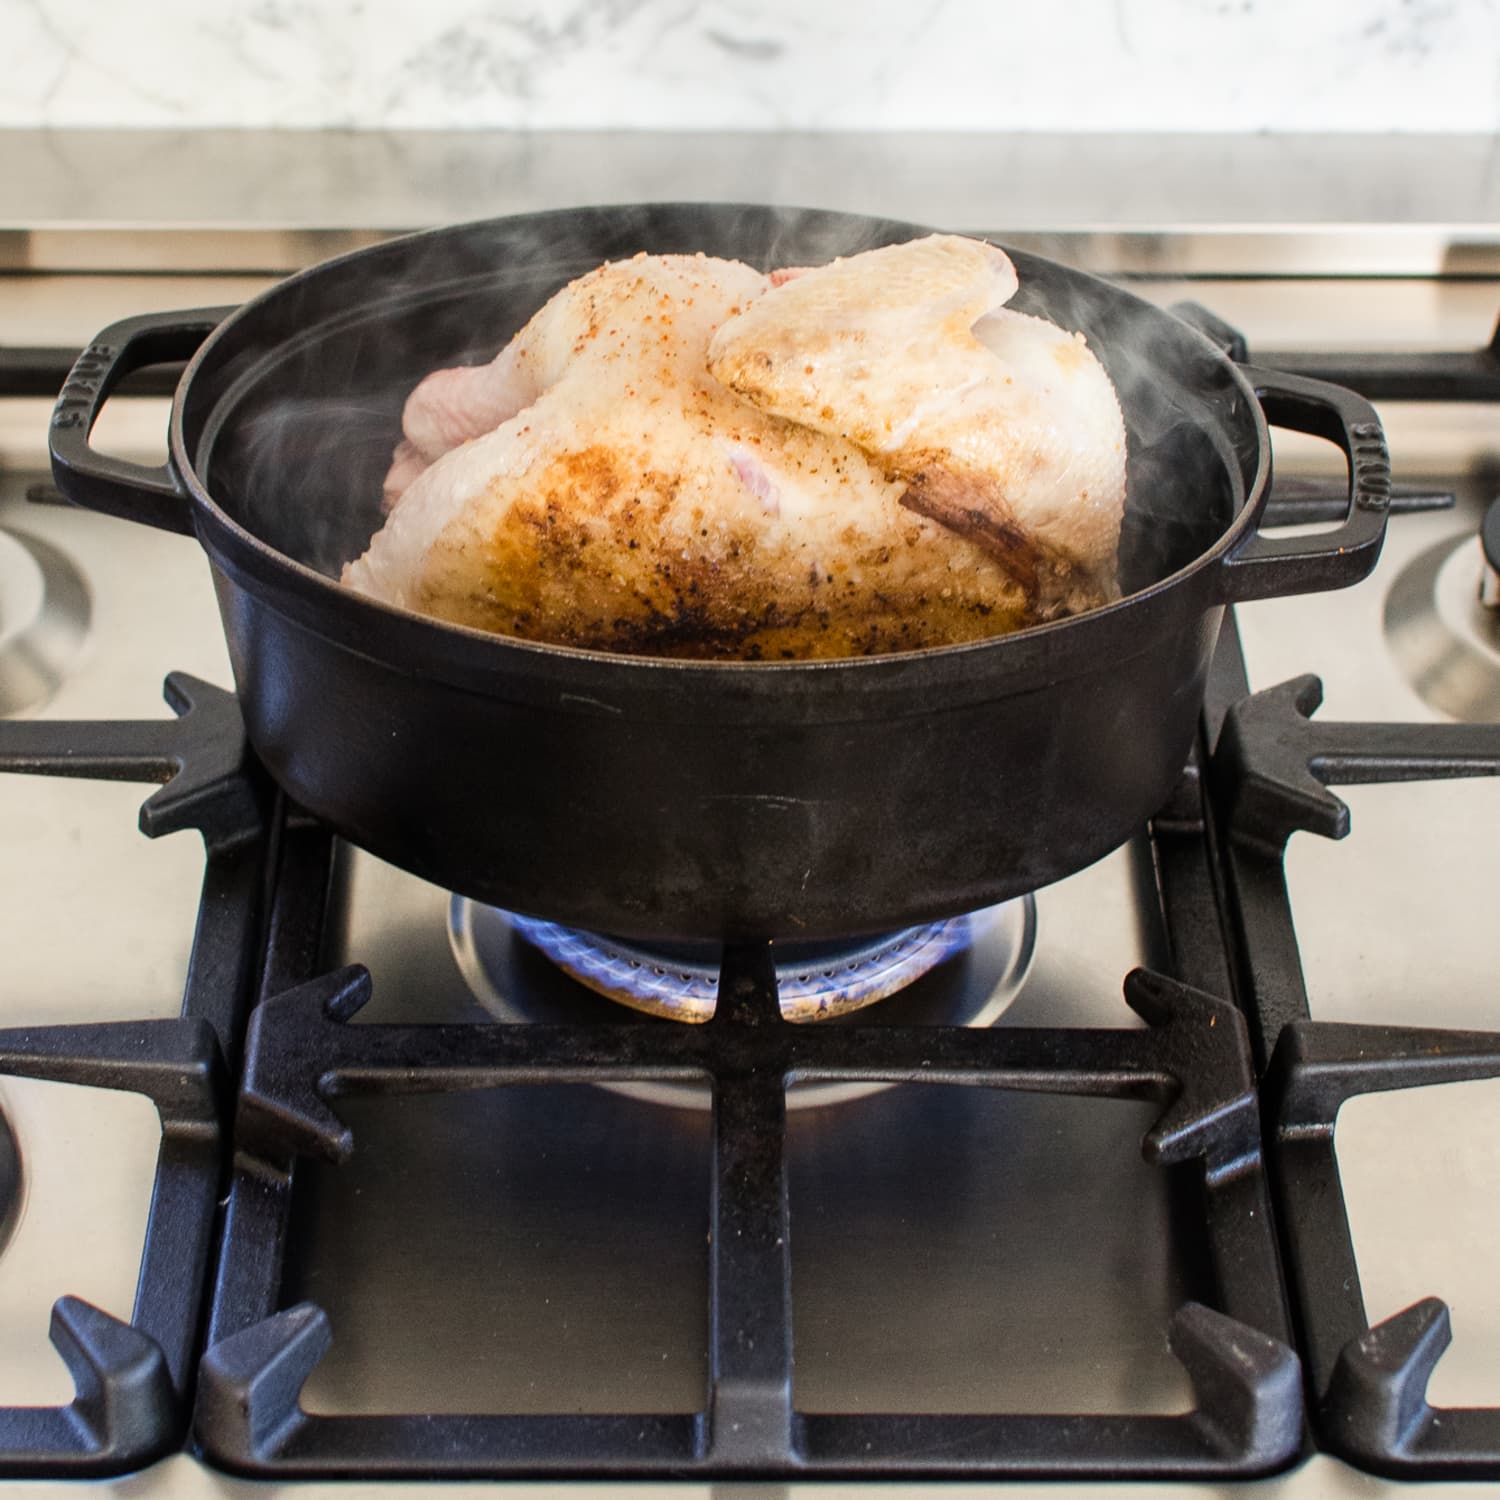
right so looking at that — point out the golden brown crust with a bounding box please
[409,443,1041,660]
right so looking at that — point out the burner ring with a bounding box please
[507,915,975,1022]
[449,895,1038,1109]
[0,528,91,717]
[1385,533,1500,722]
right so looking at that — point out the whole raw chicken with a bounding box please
[342,235,1127,659]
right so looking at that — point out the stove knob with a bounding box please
[1481,497,1500,609]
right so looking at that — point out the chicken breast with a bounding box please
[342,238,1126,658]
[707,235,1126,615]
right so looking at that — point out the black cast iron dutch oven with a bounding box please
[49,205,1391,943]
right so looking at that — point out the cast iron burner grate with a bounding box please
[1207,657,1500,1479]
[1178,309,1500,1478]
[0,676,268,1474]
[197,817,1301,1479]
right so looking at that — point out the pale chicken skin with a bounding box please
[708,235,1126,614]
[343,238,1127,658]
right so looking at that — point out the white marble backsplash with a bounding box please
[5,0,1500,132]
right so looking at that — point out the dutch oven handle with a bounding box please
[1218,365,1392,603]
[49,307,235,537]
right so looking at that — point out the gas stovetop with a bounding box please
[0,254,1499,1496]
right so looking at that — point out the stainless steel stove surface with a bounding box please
[1,217,1500,1497]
